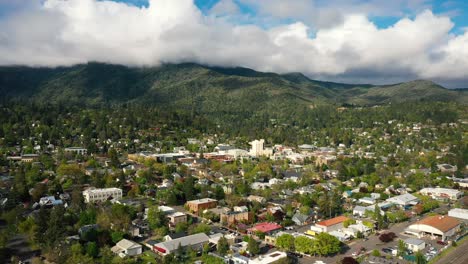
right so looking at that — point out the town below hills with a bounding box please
[0,62,466,264]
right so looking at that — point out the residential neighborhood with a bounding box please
[0,101,466,264]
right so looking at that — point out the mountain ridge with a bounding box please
[0,62,466,109]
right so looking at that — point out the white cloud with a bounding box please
[209,0,240,16]
[0,0,467,87]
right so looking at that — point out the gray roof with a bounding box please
[155,233,209,251]
[116,239,141,250]
[404,238,425,245]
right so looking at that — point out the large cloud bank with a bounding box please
[0,0,467,87]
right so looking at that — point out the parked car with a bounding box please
[437,240,447,245]
[382,248,392,254]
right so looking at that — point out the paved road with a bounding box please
[434,240,468,264]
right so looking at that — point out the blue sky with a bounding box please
[0,0,467,87]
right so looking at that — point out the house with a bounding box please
[313,216,349,233]
[292,212,313,226]
[167,212,187,227]
[329,230,351,242]
[185,198,217,215]
[231,241,249,254]
[353,206,369,217]
[158,206,176,215]
[163,232,187,241]
[248,222,282,235]
[386,193,418,208]
[232,253,250,264]
[406,215,461,241]
[153,233,210,256]
[346,222,372,237]
[39,196,63,207]
[419,188,463,201]
[247,195,266,204]
[111,239,142,257]
[78,224,99,239]
[404,238,425,252]
[437,164,457,173]
[359,197,376,205]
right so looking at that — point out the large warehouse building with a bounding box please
[406,215,461,241]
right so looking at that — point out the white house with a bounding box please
[387,193,418,207]
[111,239,142,257]
[404,238,426,252]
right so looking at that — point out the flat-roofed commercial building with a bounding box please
[83,188,122,203]
[185,198,217,214]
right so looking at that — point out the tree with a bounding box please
[397,239,406,256]
[341,257,359,264]
[314,232,341,256]
[371,249,380,257]
[415,251,427,264]
[374,204,385,230]
[247,236,260,255]
[217,236,229,256]
[276,234,295,252]
[44,205,66,247]
[147,206,166,229]
[183,174,196,201]
[108,148,120,168]
[190,223,211,235]
[86,242,99,258]
[175,222,189,233]
[294,236,314,254]
[379,232,396,243]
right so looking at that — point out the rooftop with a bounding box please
[413,215,460,232]
[186,198,217,204]
[249,222,282,233]
[155,233,210,252]
[316,216,349,227]
[404,238,425,245]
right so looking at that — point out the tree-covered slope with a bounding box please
[0,63,465,112]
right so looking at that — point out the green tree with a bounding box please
[217,236,229,256]
[294,236,314,254]
[247,236,260,255]
[314,232,341,256]
[415,251,427,264]
[183,174,196,201]
[397,240,406,256]
[276,234,295,252]
[147,206,166,229]
[86,242,99,258]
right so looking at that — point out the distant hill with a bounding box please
[0,63,466,114]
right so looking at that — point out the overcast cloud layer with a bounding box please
[0,0,467,87]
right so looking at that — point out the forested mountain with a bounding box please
[0,63,466,111]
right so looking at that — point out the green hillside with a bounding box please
[0,63,466,114]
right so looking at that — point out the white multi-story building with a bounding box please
[83,188,122,203]
[64,147,88,155]
[249,139,273,157]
